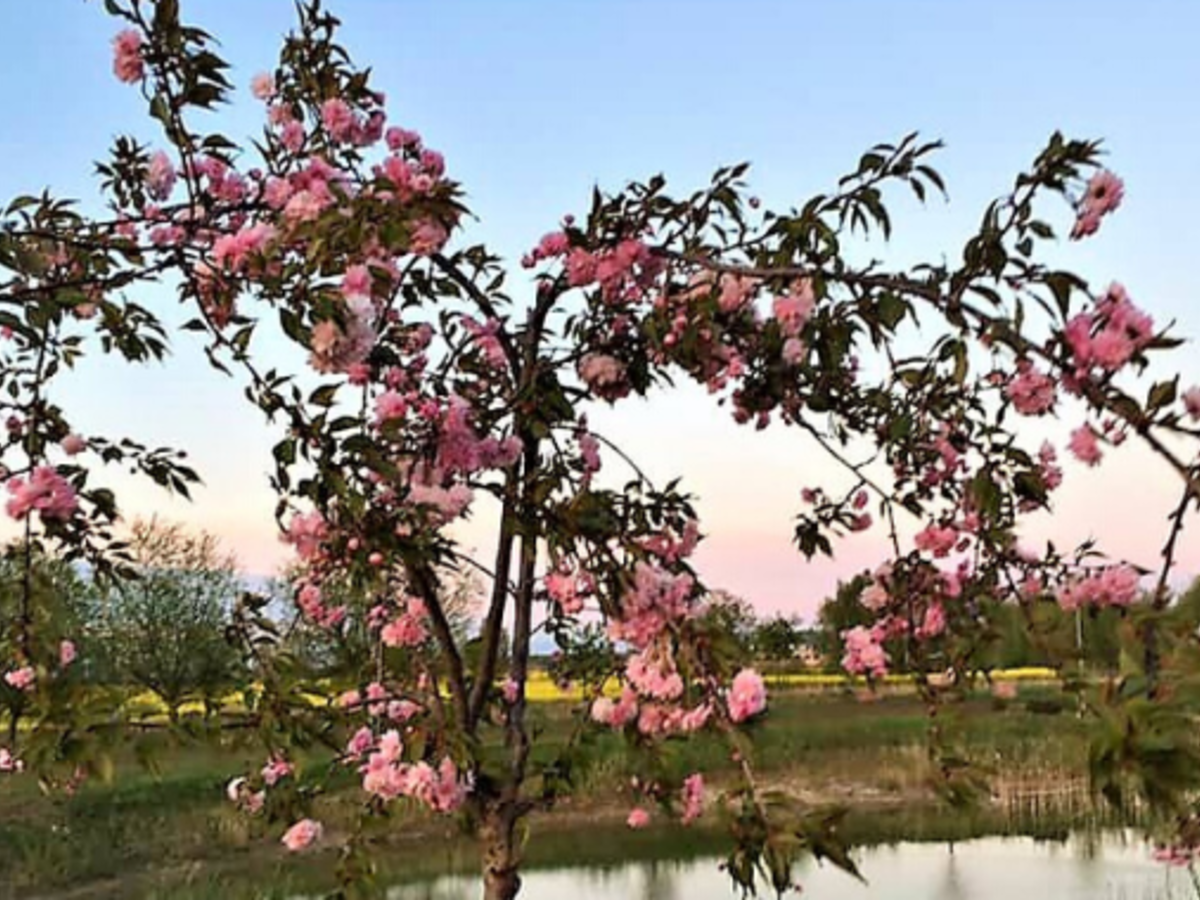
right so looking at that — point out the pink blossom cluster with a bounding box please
[544,566,594,615]
[1063,283,1154,380]
[436,396,521,475]
[521,231,571,269]
[1056,565,1140,611]
[578,353,630,402]
[460,316,508,370]
[625,646,684,701]
[607,562,694,650]
[5,466,78,522]
[626,807,651,829]
[726,668,767,723]
[1182,386,1200,421]
[638,518,700,564]
[357,728,468,813]
[261,755,294,787]
[309,298,378,374]
[913,522,961,558]
[2,667,33,691]
[841,625,889,678]
[379,597,429,648]
[283,511,329,560]
[146,151,177,202]
[281,818,323,852]
[680,773,705,825]
[563,239,663,306]
[0,748,23,773]
[1004,361,1056,416]
[338,684,422,722]
[1067,424,1103,467]
[112,29,144,83]
[772,278,816,363]
[915,602,947,640]
[1071,170,1124,240]
[295,580,347,629]
[590,685,711,737]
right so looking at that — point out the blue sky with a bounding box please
[1,1,1198,617]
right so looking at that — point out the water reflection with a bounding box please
[380,833,1193,900]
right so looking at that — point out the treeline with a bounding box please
[811,572,1200,675]
[1,518,482,725]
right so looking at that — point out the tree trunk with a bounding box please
[480,811,521,900]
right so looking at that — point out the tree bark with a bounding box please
[481,810,521,900]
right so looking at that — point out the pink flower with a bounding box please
[0,748,23,773]
[283,511,327,560]
[680,773,705,825]
[626,807,651,829]
[1057,564,1140,611]
[146,151,176,202]
[112,30,144,83]
[501,679,520,704]
[578,354,629,401]
[726,668,767,723]
[781,337,806,366]
[772,279,815,335]
[916,602,946,639]
[410,219,449,257]
[374,390,408,424]
[5,466,78,522]
[1182,386,1200,422]
[842,626,889,678]
[251,72,276,101]
[321,98,357,143]
[59,640,77,668]
[60,434,87,456]
[261,756,293,786]
[914,523,959,558]
[365,681,389,717]
[1071,170,1123,240]
[388,699,421,722]
[1084,170,1124,216]
[1004,362,1056,416]
[280,120,306,153]
[281,818,323,852]
[385,127,421,151]
[342,264,372,300]
[380,607,428,648]
[4,667,35,691]
[346,726,374,758]
[308,298,377,374]
[1068,424,1103,466]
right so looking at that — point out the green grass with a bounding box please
[0,687,1106,899]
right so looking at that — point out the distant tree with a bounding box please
[752,614,805,661]
[0,542,89,741]
[699,589,758,659]
[88,518,242,719]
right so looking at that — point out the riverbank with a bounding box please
[4,687,1111,899]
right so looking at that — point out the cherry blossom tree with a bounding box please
[1,1,1199,897]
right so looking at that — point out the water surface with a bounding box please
[379,833,1193,900]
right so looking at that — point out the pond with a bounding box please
[371,833,1194,900]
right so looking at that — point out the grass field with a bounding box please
[0,677,1105,899]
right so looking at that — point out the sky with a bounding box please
[1,1,1198,621]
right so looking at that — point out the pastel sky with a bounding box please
[1,1,1198,620]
